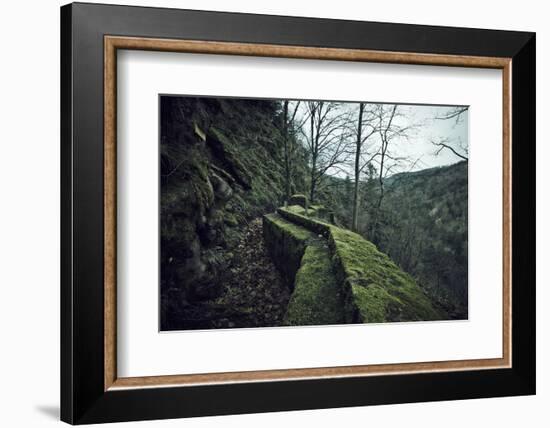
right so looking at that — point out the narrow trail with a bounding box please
[161,217,290,330]
[213,217,290,328]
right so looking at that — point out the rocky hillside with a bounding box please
[160,96,307,329]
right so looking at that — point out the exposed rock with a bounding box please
[207,128,252,189]
[210,163,236,185]
[160,97,308,329]
[210,171,233,202]
[193,122,206,141]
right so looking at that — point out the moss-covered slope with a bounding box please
[329,227,442,323]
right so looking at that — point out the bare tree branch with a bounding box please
[431,138,468,161]
[435,106,468,124]
[299,101,354,202]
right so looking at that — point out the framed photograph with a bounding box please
[60,2,535,424]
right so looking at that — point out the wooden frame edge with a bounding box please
[104,36,117,391]
[502,61,513,369]
[103,35,512,391]
[110,357,508,390]
[106,35,511,68]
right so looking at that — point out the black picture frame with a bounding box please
[61,2,535,424]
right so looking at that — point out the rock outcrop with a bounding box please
[160,97,308,326]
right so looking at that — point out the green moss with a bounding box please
[277,207,331,237]
[271,207,442,323]
[286,204,304,214]
[223,212,239,227]
[161,146,215,225]
[285,205,311,216]
[285,204,327,218]
[289,194,307,208]
[262,213,313,288]
[329,227,442,322]
[284,244,345,326]
[264,213,312,242]
[350,284,402,323]
[208,127,252,189]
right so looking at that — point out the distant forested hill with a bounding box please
[379,161,468,318]
[320,161,468,319]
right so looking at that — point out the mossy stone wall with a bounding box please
[289,194,307,208]
[273,207,443,323]
[262,213,312,289]
[277,206,331,238]
[283,244,346,326]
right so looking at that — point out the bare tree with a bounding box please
[281,100,303,204]
[350,103,379,232]
[431,136,468,161]
[435,106,468,123]
[369,104,414,240]
[301,101,353,203]
[431,106,469,161]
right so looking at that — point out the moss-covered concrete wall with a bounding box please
[270,207,443,324]
[277,206,331,237]
[262,213,312,289]
[283,244,345,326]
[328,227,442,323]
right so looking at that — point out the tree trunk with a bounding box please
[282,101,291,204]
[309,107,317,204]
[309,167,316,203]
[351,103,364,232]
[371,106,395,239]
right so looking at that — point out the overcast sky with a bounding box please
[389,104,468,172]
[293,101,468,177]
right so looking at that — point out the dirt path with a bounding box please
[161,217,290,330]
[213,217,290,328]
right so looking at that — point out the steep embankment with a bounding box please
[160,97,307,330]
[263,205,443,325]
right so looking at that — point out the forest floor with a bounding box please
[212,217,291,328]
[162,217,291,330]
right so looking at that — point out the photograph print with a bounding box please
[160,95,468,331]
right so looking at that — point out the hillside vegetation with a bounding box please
[323,162,468,318]
[380,162,468,317]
